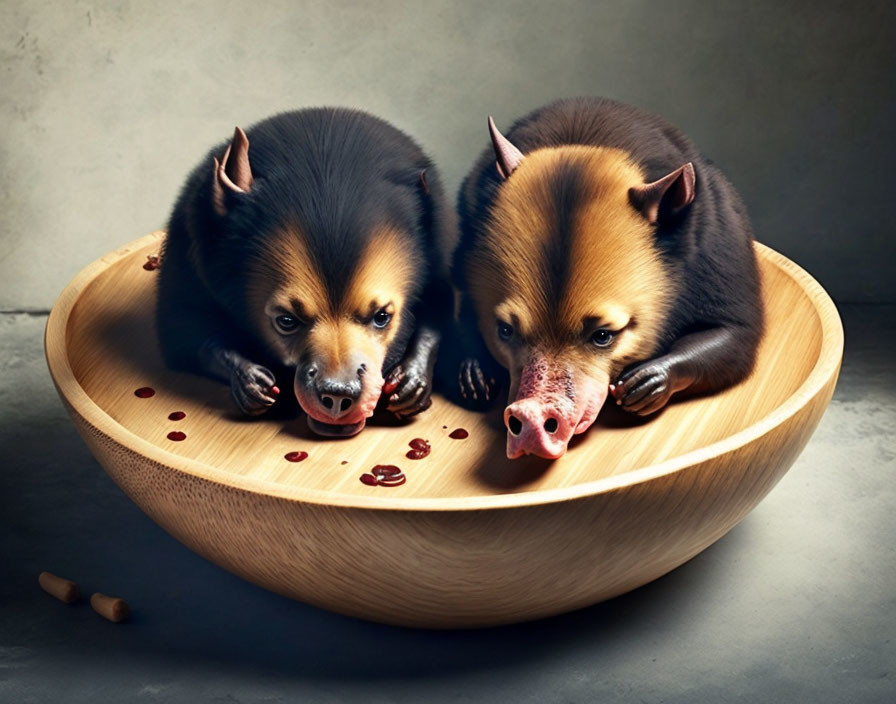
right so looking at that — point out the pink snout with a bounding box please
[504,396,578,460]
[503,366,610,460]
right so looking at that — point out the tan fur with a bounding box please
[466,146,675,378]
[343,226,419,332]
[247,225,419,368]
[306,318,379,377]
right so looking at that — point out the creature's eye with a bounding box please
[591,328,615,348]
[372,309,392,329]
[274,314,301,334]
[497,321,514,341]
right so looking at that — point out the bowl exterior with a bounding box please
[55,364,837,628]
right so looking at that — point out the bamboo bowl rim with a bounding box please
[45,232,843,512]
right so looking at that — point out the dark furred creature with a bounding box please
[451,97,763,459]
[157,108,453,437]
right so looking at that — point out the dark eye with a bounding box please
[372,309,392,329]
[497,321,514,341]
[274,314,300,334]
[591,328,614,347]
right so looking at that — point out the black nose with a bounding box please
[316,379,361,419]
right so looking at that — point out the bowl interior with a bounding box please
[62,236,822,499]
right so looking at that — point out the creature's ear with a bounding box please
[212,126,254,216]
[488,116,524,179]
[628,162,695,225]
[419,169,430,195]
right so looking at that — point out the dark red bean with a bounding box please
[372,464,402,477]
[407,437,431,460]
[168,411,186,421]
[284,451,308,462]
[142,255,160,271]
[448,428,469,439]
[359,473,378,486]
[134,387,155,398]
[166,431,186,442]
[377,474,407,487]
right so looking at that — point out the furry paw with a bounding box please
[612,361,675,416]
[457,357,500,409]
[384,364,433,418]
[230,362,278,416]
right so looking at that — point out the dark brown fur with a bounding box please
[157,108,453,431]
[451,97,763,420]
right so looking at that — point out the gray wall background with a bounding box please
[1,0,894,309]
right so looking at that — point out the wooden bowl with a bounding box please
[45,232,843,628]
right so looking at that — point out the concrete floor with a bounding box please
[0,304,893,703]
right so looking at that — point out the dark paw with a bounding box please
[384,364,433,418]
[612,362,675,416]
[230,362,278,416]
[458,357,500,409]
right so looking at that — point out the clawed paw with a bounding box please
[458,357,499,409]
[230,362,278,416]
[384,364,433,418]
[612,362,674,416]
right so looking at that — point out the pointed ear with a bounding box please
[488,116,524,179]
[419,169,430,195]
[628,162,695,225]
[212,126,254,216]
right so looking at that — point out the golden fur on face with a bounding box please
[246,224,420,369]
[466,145,676,379]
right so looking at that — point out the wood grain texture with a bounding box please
[45,232,843,627]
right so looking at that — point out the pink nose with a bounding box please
[504,397,577,460]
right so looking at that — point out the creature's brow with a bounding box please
[582,314,629,331]
[287,297,314,319]
[356,299,393,319]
